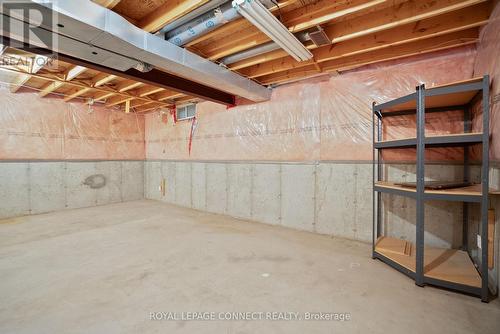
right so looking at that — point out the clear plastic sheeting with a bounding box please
[0,85,145,160]
[145,46,477,162]
[473,2,500,162]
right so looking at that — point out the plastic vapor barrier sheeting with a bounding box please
[0,85,145,160]
[146,46,482,163]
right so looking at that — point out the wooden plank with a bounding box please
[258,29,478,85]
[323,0,487,44]
[283,0,385,33]
[376,236,412,256]
[116,79,143,92]
[64,87,91,102]
[106,95,134,107]
[134,103,167,113]
[376,181,500,196]
[138,0,210,33]
[0,66,171,107]
[377,133,484,145]
[488,209,495,269]
[39,65,87,97]
[39,81,64,97]
[93,91,116,101]
[376,236,481,287]
[10,55,47,92]
[136,86,164,97]
[200,0,383,60]
[240,4,490,78]
[152,90,185,101]
[92,73,117,87]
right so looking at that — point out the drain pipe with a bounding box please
[220,32,310,65]
[164,0,276,46]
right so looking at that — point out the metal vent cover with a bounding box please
[308,26,331,47]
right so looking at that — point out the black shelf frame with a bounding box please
[371,75,490,302]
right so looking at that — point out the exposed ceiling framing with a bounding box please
[93,0,497,87]
[1,0,494,112]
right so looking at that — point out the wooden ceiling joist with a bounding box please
[106,95,134,107]
[92,73,117,87]
[230,0,489,75]
[138,0,210,33]
[39,65,87,97]
[239,3,490,79]
[10,55,47,93]
[199,0,386,60]
[323,0,487,44]
[116,79,143,92]
[0,66,173,109]
[258,28,479,85]
[64,87,91,102]
[136,86,164,97]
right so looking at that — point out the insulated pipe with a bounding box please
[221,41,280,64]
[165,2,240,46]
[158,0,228,35]
[164,0,275,46]
[220,32,310,65]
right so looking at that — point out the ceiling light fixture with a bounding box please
[232,0,313,62]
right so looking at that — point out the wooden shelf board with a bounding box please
[376,132,483,146]
[383,77,484,112]
[375,181,499,196]
[376,236,481,288]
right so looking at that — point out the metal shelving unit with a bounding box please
[372,75,490,302]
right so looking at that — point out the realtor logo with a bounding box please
[0,0,57,57]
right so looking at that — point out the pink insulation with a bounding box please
[145,46,477,162]
[0,86,145,160]
[473,2,500,162]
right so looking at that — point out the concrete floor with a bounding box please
[0,200,499,334]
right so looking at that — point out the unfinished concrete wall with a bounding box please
[145,161,372,241]
[0,82,146,219]
[0,161,144,219]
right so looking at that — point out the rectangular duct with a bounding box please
[0,0,271,103]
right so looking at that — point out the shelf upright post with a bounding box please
[372,101,382,258]
[463,105,471,251]
[372,102,376,257]
[480,75,490,302]
[415,84,426,287]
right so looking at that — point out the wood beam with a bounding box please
[64,87,91,102]
[136,86,164,97]
[138,0,210,33]
[134,103,166,113]
[115,79,143,92]
[239,4,490,78]
[323,0,487,44]
[258,28,479,85]
[92,73,117,87]
[39,81,64,97]
[152,90,186,101]
[283,0,385,33]
[51,52,235,105]
[0,66,171,107]
[92,91,116,101]
[200,0,384,60]
[106,95,134,107]
[39,65,87,97]
[10,55,47,92]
